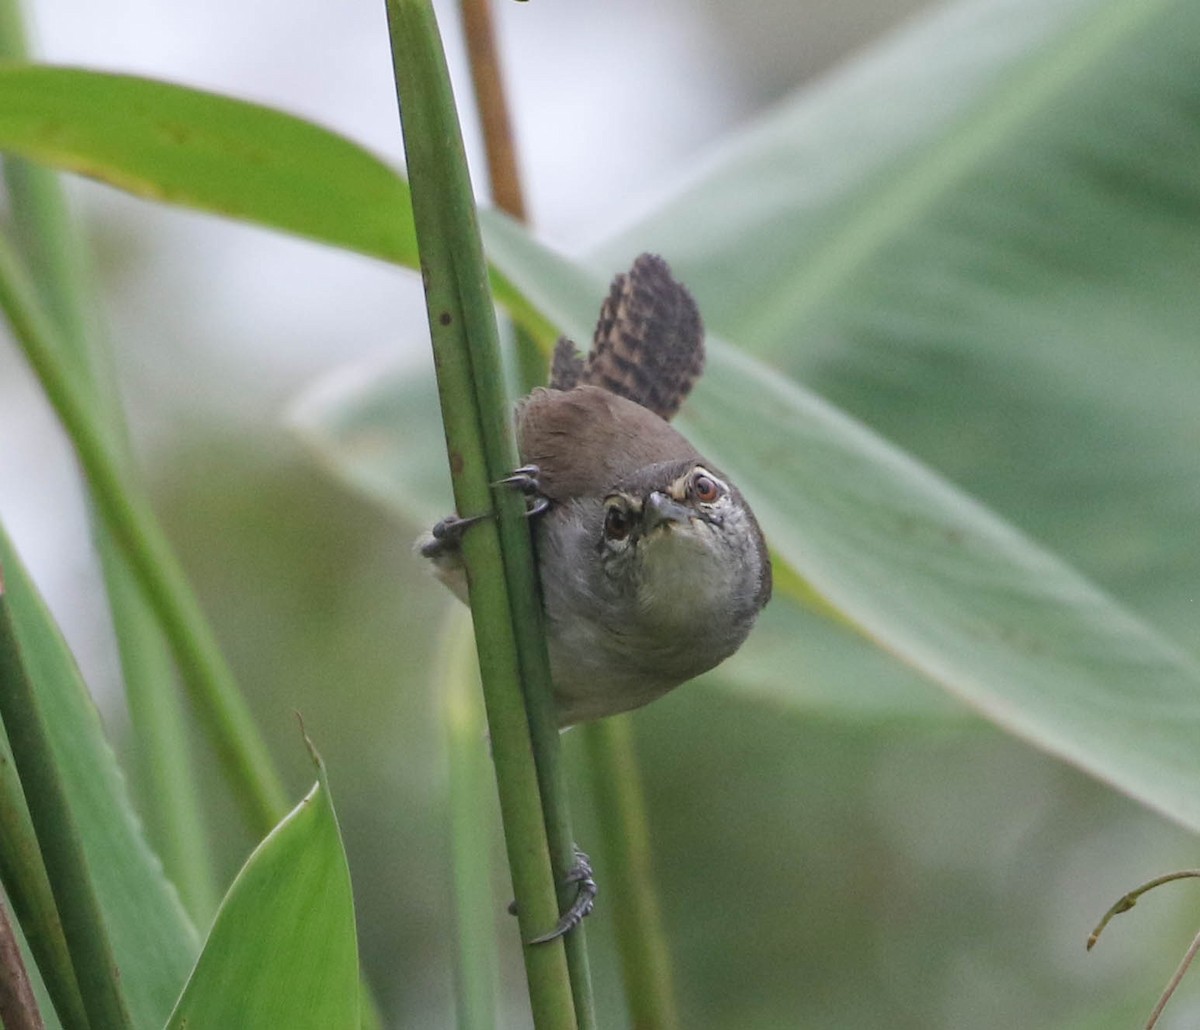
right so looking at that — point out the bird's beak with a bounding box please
[643,491,693,533]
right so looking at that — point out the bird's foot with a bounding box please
[509,845,598,945]
[418,511,490,558]
[495,464,551,519]
[419,463,548,565]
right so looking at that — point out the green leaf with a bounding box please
[0,524,198,1028]
[0,555,132,1029]
[165,745,359,1029]
[478,218,1200,832]
[592,0,1200,646]
[0,65,416,265]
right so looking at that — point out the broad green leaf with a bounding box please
[0,65,560,355]
[474,217,1200,832]
[165,748,359,1029]
[0,524,198,1028]
[288,353,957,720]
[593,0,1200,647]
[0,66,416,266]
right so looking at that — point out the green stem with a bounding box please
[0,0,216,922]
[0,230,288,838]
[102,553,216,919]
[456,0,545,394]
[1088,870,1200,950]
[0,567,133,1030]
[383,0,592,1025]
[582,718,681,1029]
[454,1,599,1019]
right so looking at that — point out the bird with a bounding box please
[419,252,772,728]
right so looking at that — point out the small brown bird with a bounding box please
[420,253,772,727]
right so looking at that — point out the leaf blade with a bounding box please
[0,525,198,1029]
[165,749,359,1029]
[479,222,1200,831]
[0,65,416,266]
[593,0,1200,646]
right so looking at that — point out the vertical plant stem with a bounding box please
[0,567,132,1030]
[458,0,526,222]
[0,0,216,923]
[0,892,44,1030]
[458,1,676,1024]
[457,1,601,1019]
[458,0,578,1013]
[583,718,680,1029]
[1144,924,1200,1029]
[440,606,498,1030]
[383,0,592,1025]
[440,15,599,1018]
[458,0,542,391]
[0,229,289,839]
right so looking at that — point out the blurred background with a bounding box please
[2,0,1198,1026]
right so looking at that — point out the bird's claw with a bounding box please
[419,512,489,557]
[525,495,551,518]
[495,463,541,491]
[495,464,552,520]
[520,847,598,945]
[421,463,547,561]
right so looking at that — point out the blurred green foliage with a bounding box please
[135,434,1198,1028]
[4,0,1200,1025]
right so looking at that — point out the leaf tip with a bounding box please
[293,710,325,777]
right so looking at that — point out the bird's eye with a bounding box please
[604,503,632,541]
[691,471,721,503]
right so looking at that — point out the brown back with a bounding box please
[517,386,702,503]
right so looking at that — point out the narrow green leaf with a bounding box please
[165,745,359,1029]
[0,526,197,1028]
[0,722,85,1030]
[0,66,560,348]
[0,558,133,1030]
[104,553,217,922]
[0,65,416,266]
